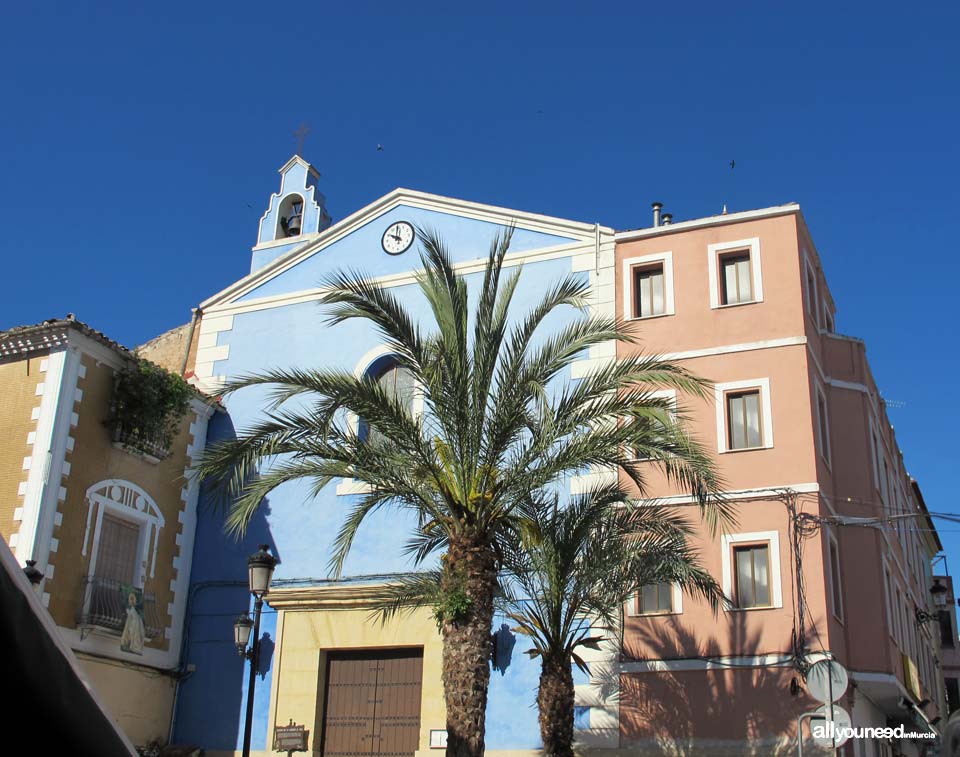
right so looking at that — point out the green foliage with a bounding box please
[112,358,192,455]
[433,569,474,629]
[502,485,726,666]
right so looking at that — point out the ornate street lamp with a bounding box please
[233,614,254,655]
[234,544,277,757]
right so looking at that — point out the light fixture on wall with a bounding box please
[931,580,949,608]
[232,544,277,757]
[22,560,43,589]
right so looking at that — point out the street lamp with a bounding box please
[233,544,277,757]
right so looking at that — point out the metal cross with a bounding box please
[293,122,310,155]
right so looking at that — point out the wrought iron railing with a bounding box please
[111,423,170,460]
[76,576,163,640]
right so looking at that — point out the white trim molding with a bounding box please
[707,237,763,309]
[626,582,684,617]
[202,187,608,311]
[720,530,784,610]
[83,479,165,584]
[621,251,675,320]
[714,377,774,453]
[622,653,793,673]
[615,204,799,243]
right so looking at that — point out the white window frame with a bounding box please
[815,383,832,467]
[626,582,684,617]
[707,237,763,309]
[827,531,844,623]
[721,530,783,610]
[714,378,774,453]
[338,346,426,496]
[622,251,675,320]
[629,388,677,461]
[883,561,893,640]
[803,252,820,326]
[82,479,164,587]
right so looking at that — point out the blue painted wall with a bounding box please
[174,191,590,752]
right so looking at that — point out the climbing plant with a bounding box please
[111,358,192,457]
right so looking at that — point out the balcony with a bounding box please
[76,577,163,640]
[111,423,170,461]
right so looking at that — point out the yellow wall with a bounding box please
[47,352,198,652]
[272,602,445,756]
[78,653,176,746]
[0,355,45,541]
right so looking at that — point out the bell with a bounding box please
[285,201,303,237]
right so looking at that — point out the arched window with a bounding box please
[276,193,305,239]
[361,356,416,445]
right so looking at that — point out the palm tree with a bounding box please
[195,227,728,757]
[500,485,724,757]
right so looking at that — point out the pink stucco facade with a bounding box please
[607,206,944,756]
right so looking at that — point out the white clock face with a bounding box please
[382,221,414,255]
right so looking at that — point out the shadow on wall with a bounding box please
[620,612,817,756]
[171,410,279,752]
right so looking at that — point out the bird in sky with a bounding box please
[730,159,736,170]
[377,144,384,152]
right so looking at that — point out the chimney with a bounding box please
[652,202,663,227]
[662,213,673,226]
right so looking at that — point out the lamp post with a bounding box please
[233,544,277,757]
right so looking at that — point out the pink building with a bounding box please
[595,203,945,756]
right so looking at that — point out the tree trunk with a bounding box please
[538,651,575,757]
[441,529,498,757]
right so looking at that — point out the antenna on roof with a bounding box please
[723,158,735,214]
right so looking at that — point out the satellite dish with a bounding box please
[806,659,849,703]
[810,703,852,748]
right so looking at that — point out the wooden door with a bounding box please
[321,649,423,757]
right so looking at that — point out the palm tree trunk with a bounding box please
[538,651,575,757]
[441,529,498,757]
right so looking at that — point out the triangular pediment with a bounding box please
[202,188,604,310]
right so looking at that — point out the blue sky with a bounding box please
[1,3,958,570]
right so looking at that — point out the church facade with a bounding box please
[171,156,621,755]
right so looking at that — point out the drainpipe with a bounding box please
[180,308,201,376]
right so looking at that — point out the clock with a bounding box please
[381,221,415,255]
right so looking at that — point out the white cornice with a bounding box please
[201,188,609,310]
[278,154,319,179]
[204,239,595,318]
[614,203,801,242]
[251,232,320,253]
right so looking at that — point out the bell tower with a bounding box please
[251,155,332,272]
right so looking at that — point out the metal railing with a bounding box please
[76,576,163,640]
[111,423,170,460]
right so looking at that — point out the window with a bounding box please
[727,390,762,450]
[715,379,773,453]
[829,538,844,621]
[80,480,164,640]
[805,262,819,323]
[884,568,893,637]
[622,252,674,319]
[816,388,831,464]
[707,237,763,308]
[636,582,674,615]
[823,307,835,333]
[632,264,666,318]
[95,513,141,585]
[733,544,771,608]
[364,359,416,445]
[720,252,753,305]
[721,531,782,610]
[631,389,676,461]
